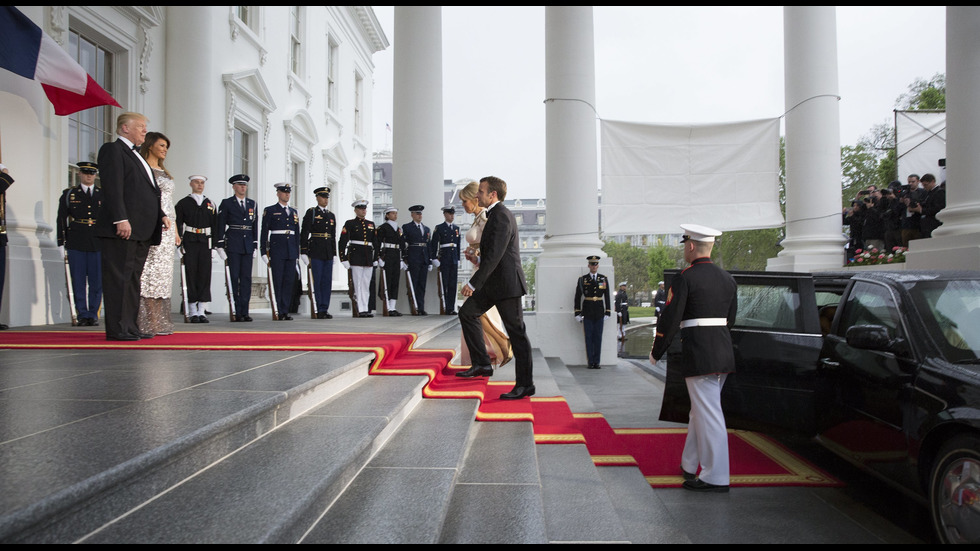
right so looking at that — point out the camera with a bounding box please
[939,158,946,168]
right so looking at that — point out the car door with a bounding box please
[659,270,831,435]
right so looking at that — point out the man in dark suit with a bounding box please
[455,176,535,400]
[650,223,738,493]
[94,112,169,341]
[0,163,12,330]
[57,161,104,326]
[215,174,258,321]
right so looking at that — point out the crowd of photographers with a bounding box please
[843,167,947,260]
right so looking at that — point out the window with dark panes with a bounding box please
[68,28,114,186]
[836,281,902,338]
[734,283,802,332]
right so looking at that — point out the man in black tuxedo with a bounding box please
[94,112,169,341]
[455,176,535,400]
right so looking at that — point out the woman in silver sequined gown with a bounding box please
[137,132,180,336]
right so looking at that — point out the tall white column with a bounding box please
[767,6,846,273]
[391,6,445,315]
[906,6,980,270]
[527,6,614,367]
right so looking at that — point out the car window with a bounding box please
[734,283,802,332]
[836,281,903,338]
[906,279,980,364]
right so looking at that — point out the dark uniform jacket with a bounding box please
[429,221,460,264]
[615,289,630,324]
[375,220,405,265]
[260,203,300,261]
[174,195,218,248]
[919,185,946,237]
[402,221,432,266]
[338,216,376,266]
[0,172,11,248]
[651,257,738,378]
[574,272,611,320]
[300,206,337,260]
[216,196,258,254]
[57,185,102,252]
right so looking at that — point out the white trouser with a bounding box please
[351,266,372,313]
[682,373,730,485]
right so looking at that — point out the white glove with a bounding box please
[427,264,433,272]
[604,314,611,320]
[400,261,408,271]
[300,254,310,265]
[373,260,379,267]
[261,254,269,265]
[378,258,385,268]
[617,312,622,318]
[342,260,350,270]
[253,250,259,258]
[177,246,185,257]
[58,246,65,258]
[576,315,584,323]
[432,258,441,268]
[217,248,227,261]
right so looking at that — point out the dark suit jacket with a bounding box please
[94,138,164,245]
[215,196,258,255]
[468,202,527,300]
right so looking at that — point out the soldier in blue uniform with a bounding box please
[402,204,432,315]
[574,255,611,369]
[430,205,461,314]
[57,162,104,326]
[375,206,405,316]
[261,183,300,320]
[215,174,258,322]
[300,186,337,318]
[339,199,377,317]
[175,175,218,323]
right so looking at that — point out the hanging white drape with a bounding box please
[600,118,784,235]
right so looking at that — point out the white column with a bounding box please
[767,6,846,273]
[527,6,614,367]
[906,6,980,270]
[391,6,445,315]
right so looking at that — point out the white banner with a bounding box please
[895,110,946,183]
[600,118,783,236]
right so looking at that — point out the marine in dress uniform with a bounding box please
[215,174,258,321]
[429,205,461,314]
[615,281,630,340]
[0,164,13,330]
[402,205,432,315]
[300,186,337,318]
[375,206,405,316]
[338,199,376,317]
[57,162,103,326]
[573,255,611,369]
[175,175,218,323]
[650,223,737,493]
[261,183,300,320]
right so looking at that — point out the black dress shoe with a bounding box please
[189,315,200,323]
[242,315,253,322]
[107,334,139,341]
[500,385,536,400]
[279,314,293,320]
[682,478,729,493]
[588,363,600,369]
[139,333,155,339]
[681,467,697,481]
[456,365,493,378]
[359,312,374,318]
[388,310,402,317]
[199,316,209,323]
[419,310,428,315]
[0,323,9,330]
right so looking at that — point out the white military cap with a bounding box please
[680,223,722,243]
[188,175,207,182]
[352,199,369,208]
[384,206,398,214]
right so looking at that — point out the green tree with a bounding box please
[522,257,536,296]
[647,243,682,287]
[896,73,946,110]
[602,240,652,298]
[713,227,784,271]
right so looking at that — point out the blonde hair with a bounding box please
[458,181,480,202]
[116,112,147,133]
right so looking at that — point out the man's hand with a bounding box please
[461,284,473,297]
[162,216,172,231]
[115,220,132,239]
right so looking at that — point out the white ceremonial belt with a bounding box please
[270,230,293,235]
[440,243,457,248]
[381,243,400,249]
[185,226,211,235]
[349,240,373,246]
[680,318,728,329]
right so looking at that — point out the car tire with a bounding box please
[929,434,980,544]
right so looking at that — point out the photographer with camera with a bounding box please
[882,182,904,251]
[843,195,866,260]
[909,173,945,238]
[899,174,925,246]
[862,188,886,252]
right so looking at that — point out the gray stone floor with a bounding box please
[0,313,932,543]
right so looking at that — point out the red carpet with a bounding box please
[0,330,840,488]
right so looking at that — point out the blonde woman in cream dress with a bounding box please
[457,181,513,367]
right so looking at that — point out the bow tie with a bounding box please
[132,144,140,151]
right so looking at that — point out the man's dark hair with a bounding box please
[480,176,507,201]
[921,173,936,184]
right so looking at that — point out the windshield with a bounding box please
[906,279,980,364]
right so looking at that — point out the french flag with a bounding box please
[0,6,121,116]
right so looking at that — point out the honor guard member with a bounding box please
[0,164,10,330]
[376,206,405,316]
[300,186,337,318]
[261,183,300,320]
[574,255,611,369]
[430,204,461,314]
[56,162,104,326]
[215,174,258,321]
[615,281,630,340]
[402,204,432,315]
[650,223,737,493]
[175,175,218,322]
[339,199,376,317]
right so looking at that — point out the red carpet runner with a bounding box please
[0,330,840,488]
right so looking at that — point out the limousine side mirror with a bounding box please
[845,324,910,357]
